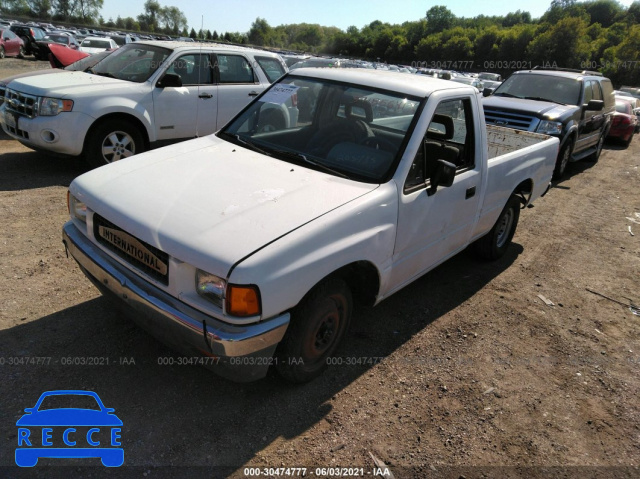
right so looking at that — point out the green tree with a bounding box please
[584,0,625,27]
[527,16,592,68]
[248,17,273,46]
[426,5,455,34]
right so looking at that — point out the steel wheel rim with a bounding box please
[101,131,135,162]
[496,208,514,248]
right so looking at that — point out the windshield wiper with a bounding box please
[272,149,351,179]
[88,69,116,79]
[524,96,566,105]
[494,92,521,98]
[232,134,271,156]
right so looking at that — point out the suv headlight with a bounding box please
[537,120,562,135]
[39,97,73,116]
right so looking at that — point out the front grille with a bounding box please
[5,88,38,118]
[93,214,169,285]
[484,108,539,131]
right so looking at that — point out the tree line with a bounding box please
[246,0,640,86]
[2,0,639,85]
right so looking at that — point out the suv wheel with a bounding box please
[553,140,572,180]
[85,119,145,168]
[590,132,605,162]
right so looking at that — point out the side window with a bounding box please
[591,80,603,101]
[583,82,594,104]
[166,54,212,85]
[254,56,286,83]
[217,54,256,84]
[405,98,475,192]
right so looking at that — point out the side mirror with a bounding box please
[427,159,456,196]
[156,73,182,88]
[483,88,495,97]
[585,99,604,111]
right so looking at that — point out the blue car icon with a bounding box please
[16,390,123,467]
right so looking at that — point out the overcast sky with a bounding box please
[101,0,636,34]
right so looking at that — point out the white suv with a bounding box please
[0,41,291,167]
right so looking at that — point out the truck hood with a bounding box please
[7,71,135,98]
[483,95,577,120]
[71,135,378,276]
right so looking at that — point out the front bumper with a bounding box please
[0,105,93,157]
[62,221,290,382]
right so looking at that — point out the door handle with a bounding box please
[248,91,259,97]
[198,92,213,99]
[465,186,476,199]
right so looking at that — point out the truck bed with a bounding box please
[487,125,552,159]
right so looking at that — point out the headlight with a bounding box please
[196,270,226,308]
[67,192,87,223]
[537,120,562,135]
[39,97,73,116]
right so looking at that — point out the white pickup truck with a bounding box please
[0,41,291,168]
[62,69,558,382]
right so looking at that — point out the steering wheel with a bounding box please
[360,136,396,152]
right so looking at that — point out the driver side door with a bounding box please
[153,52,218,141]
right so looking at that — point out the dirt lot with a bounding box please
[0,57,639,478]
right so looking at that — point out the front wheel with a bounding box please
[474,195,521,260]
[275,278,352,383]
[0,46,5,59]
[85,119,145,169]
[552,140,572,180]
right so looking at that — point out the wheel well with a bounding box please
[326,261,380,307]
[512,179,533,206]
[84,113,150,154]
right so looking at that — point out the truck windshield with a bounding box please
[89,43,171,83]
[220,75,423,183]
[493,74,581,106]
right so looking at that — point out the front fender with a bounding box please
[83,94,155,142]
[229,182,399,319]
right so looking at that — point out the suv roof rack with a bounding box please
[531,66,602,76]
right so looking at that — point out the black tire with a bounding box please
[276,278,352,383]
[474,195,521,260]
[85,119,145,169]
[552,140,572,180]
[17,45,25,59]
[0,46,5,59]
[590,132,605,163]
[257,110,286,133]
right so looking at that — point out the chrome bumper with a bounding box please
[62,221,290,382]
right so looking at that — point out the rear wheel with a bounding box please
[276,278,352,383]
[590,132,605,162]
[85,119,145,169]
[474,195,521,260]
[0,46,5,59]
